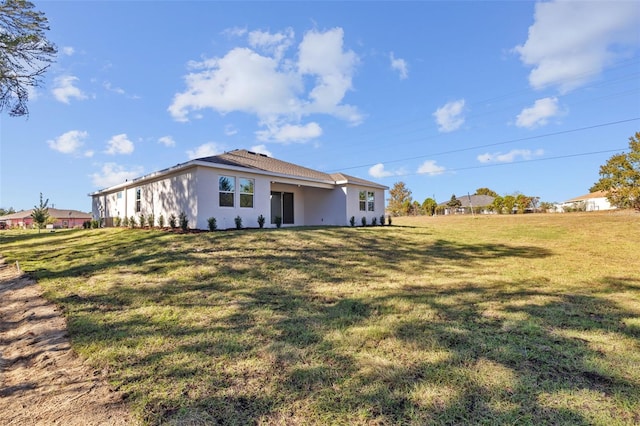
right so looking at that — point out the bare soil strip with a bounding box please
[0,259,135,425]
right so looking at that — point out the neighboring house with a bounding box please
[438,194,495,215]
[0,208,92,229]
[89,149,388,230]
[562,190,616,212]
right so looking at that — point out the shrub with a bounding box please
[350,216,356,227]
[371,216,377,226]
[129,216,136,228]
[168,214,177,229]
[275,216,282,229]
[179,212,189,231]
[91,219,100,229]
[139,214,145,228]
[387,215,392,226]
[82,220,91,229]
[114,217,122,227]
[257,214,265,229]
[207,217,217,231]
[361,216,367,227]
[147,214,155,228]
[158,214,165,228]
[122,216,129,227]
[234,215,243,229]
[380,215,385,226]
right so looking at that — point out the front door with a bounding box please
[270,191,294,224]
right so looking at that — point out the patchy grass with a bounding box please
[1,212,639,425]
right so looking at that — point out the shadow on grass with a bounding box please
[4,228,638,424]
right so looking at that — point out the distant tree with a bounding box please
[491,195,504,214]
[30,192,49,232]
[422,197,437,216]
[539,201,555,213]
[0,0,58,116]
[503,195,516,214]
[590,132,640,211]
[388,181,412,216]
[446,194,461,210]
[474,187,498,197]
[410,200,422,216]
[515,193,533,214]
[0,206,15,216]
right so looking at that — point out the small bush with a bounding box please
[122,216,129,227]
[257,214,265,229]
[275,216,282,229]
[82,220,91,229]
[158,214,165,228]
[350,216,355,227]
[168,214,177,229]
[179,212,189,231]
[91,219,100,229]
[371,216,377,226]
[139,214,145,228]
[234,215,243,229]
[114,217,122,227]
[361,216,367,227]
[387,215,392,226]
[147,214,155,228]
[129,216,136,228]
[207,217,217,231]
[380,215,385,226]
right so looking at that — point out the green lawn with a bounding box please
[1,212,639,425]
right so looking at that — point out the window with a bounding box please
[367,191,375,211]
[135,188,141,212]
[239,178,254,208]
[117,191,123,199]
[219,176,235,207]
[359,191,366,211]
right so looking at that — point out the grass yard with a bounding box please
[1,212,639,425]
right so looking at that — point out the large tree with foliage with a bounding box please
[387,181,412,216]
[446,194,461,210]
[590,132,640,211]
[474,187,498,197]
[0,0,57,116]
[0,206,15,216]
[422,197,437,216]
[31,192,49,232]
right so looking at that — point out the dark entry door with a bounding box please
[270,191,294,224]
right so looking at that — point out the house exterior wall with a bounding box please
[345,186,386,225]
[303,186,346,226]
[270,182,306,227]
[196,167,272,230]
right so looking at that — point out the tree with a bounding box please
[0,0,57,116]
[31,192,49,232]
[0,206,15,216]
[503,195,516,214]
[422,197,437,216]
[590,132,640,211]
[387,181,412,216]
[474,187,498,197]
[491,195,504,214]
[446,194,461,210]
[515,193,533,214]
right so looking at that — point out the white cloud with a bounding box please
[514,1,640,92]
[105,134,134,155]
[417,160,445,176]
[390,52,408,79]
[369,163,394,178]
[250,144,272,157]
[433,99,465,132]
[158,136,175,147]
[52,75,87,104]
[47,130,88,154]
[256,122,322,143]
[169,27,361,142]
[224,124,238,136]
[516,97,560,128]
[90,163,143,188]
[477,149,544,163]
[62,46,75,56]
[187,142,225,159]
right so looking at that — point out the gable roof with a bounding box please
[565,190,609,202]
[91,149,387,194]
[438,194,495,208]
[0,208,92,221]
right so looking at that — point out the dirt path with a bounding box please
[0,259,136,425]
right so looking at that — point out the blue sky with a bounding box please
[1,0,639,212]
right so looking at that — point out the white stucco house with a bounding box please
[562,190,616,212]
[89,149,388,230]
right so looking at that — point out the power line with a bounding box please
[331,117,640,172]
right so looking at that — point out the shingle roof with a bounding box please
[565,190,608,202]
[0,208,91,221]
[198,149,386,188]
[438,194,495,207]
